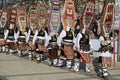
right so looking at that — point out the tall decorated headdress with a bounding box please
[17,3,27,32]
[61,0,76,31]
[36,1,47,30]
[49,0,61,35]
[9,6,17,29]
[74,0,86,15]
[0,7,9,28]
[80,0,95,31]
[28,2,37,31]
[100,0,114,37]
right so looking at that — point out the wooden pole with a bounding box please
[113,30,116,69]
[118,17,120,62]
[113,0,116,69]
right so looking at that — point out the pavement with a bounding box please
[0,52,120,80]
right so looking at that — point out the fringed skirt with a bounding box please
[6,42,15,49]
[48,47,58,60]
[99,56,112,67]
[64,45,74,59]
[18,43,27,51]
[0,40,5,46]
[79,53,90,63]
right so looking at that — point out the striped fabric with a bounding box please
[80,53,90,63]
[101,57,112,67]
[64,45,74,59]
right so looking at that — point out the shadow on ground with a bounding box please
[0,75,8,80]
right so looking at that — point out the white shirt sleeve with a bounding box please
[26,29,31,43]
[44,31,50,47]
[99,36,104,41]
[17,31,20,38]
[57,30,66,46]
[99,36,104,44]
[76,33,82,48]
[4,29,9,40]
[32,30,38,45]
[14,30,19,42]
[73,36,76,45]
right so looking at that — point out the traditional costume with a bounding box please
[47,0,61,66]
[75,29,93,73]
[0,7,9,53]
[17,29,27,56]
[97,0,114,77]
[33,1,48,63]
[5,26,18,54]
[0,20,6,52]
[27,27,36,61]
[27,2,37,60]
[5,6,18,54]
[98,34,113,77]
[57,25,75,68]
[48,34,58,66]
[17,5,27,56]
[33,28,49,63]
[57,0,76,68]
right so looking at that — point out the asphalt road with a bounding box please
[0,52,120,80]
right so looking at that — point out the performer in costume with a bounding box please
[5,5,18,54]
[17,27,28,56]
[33,1,48,63]
[0,20,6,52]
[5,25,18,54]
[47,33,58,66]
[98,33,113,77]
[97,0,115,78]
[17,3,28,57]
[27,26,36,61]
[0,6,10,53]
[57,25,75,69]
[47,0,61,66]
[33,28,49,63]
[57,0,76,68]
[27,2,37,61]
[75,28,93,73]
